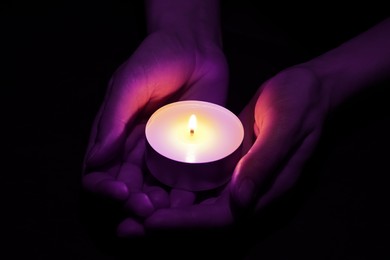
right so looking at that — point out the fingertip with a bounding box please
[169,189,195,208]
[96,180,129,201]
[230,176,255,209]
[147,187,170,209]
[124,192,155,217]
[144,209,175,230]
[118,163,143,192]
[82,173,129,200]
[117,218,145,238]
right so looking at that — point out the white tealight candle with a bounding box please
[145,100,244,191]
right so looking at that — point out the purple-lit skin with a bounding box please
[82,2,390,237]
[82,0,227,235]
[231,17,390,210]
[143,17,390,232]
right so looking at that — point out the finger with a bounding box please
[82,163,129,200]
[82,172,128,201]
[123,192,155,218]
[117,124,146,192]
[82,164,128,200]
[255,130,321,210]
[116,162,143,192]
[123,123,146,164]
[145,186,170,209]
[145,194,233,230]
[169,189,196,208]
[117,218,145,238]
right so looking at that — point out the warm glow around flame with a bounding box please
[188,114,197,135]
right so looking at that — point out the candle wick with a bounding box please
[190,129,194,135]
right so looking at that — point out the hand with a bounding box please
[82,30,228,235]
[231,67,329,210]
[142,67,330,232]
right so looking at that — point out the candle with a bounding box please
[145,100,244,191]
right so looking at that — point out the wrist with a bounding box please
[299,58,348,112]
[145,0,222,47]
[299,18,390,112]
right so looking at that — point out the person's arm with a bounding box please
[303,17,390,110]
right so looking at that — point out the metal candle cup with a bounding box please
[145,100,244,191]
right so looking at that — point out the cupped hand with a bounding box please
[141,67,330,233]
[231,67,329,210]
[82,31,228,235]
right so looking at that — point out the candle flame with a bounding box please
[188,114,197,135]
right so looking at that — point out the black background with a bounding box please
[3,2,389,259]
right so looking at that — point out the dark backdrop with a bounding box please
[3,2,389,259]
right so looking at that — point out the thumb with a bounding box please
[84,71,150,169]
[230,158,257,209]
[230,110,293,209]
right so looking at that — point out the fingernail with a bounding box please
[235,178,255,208]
